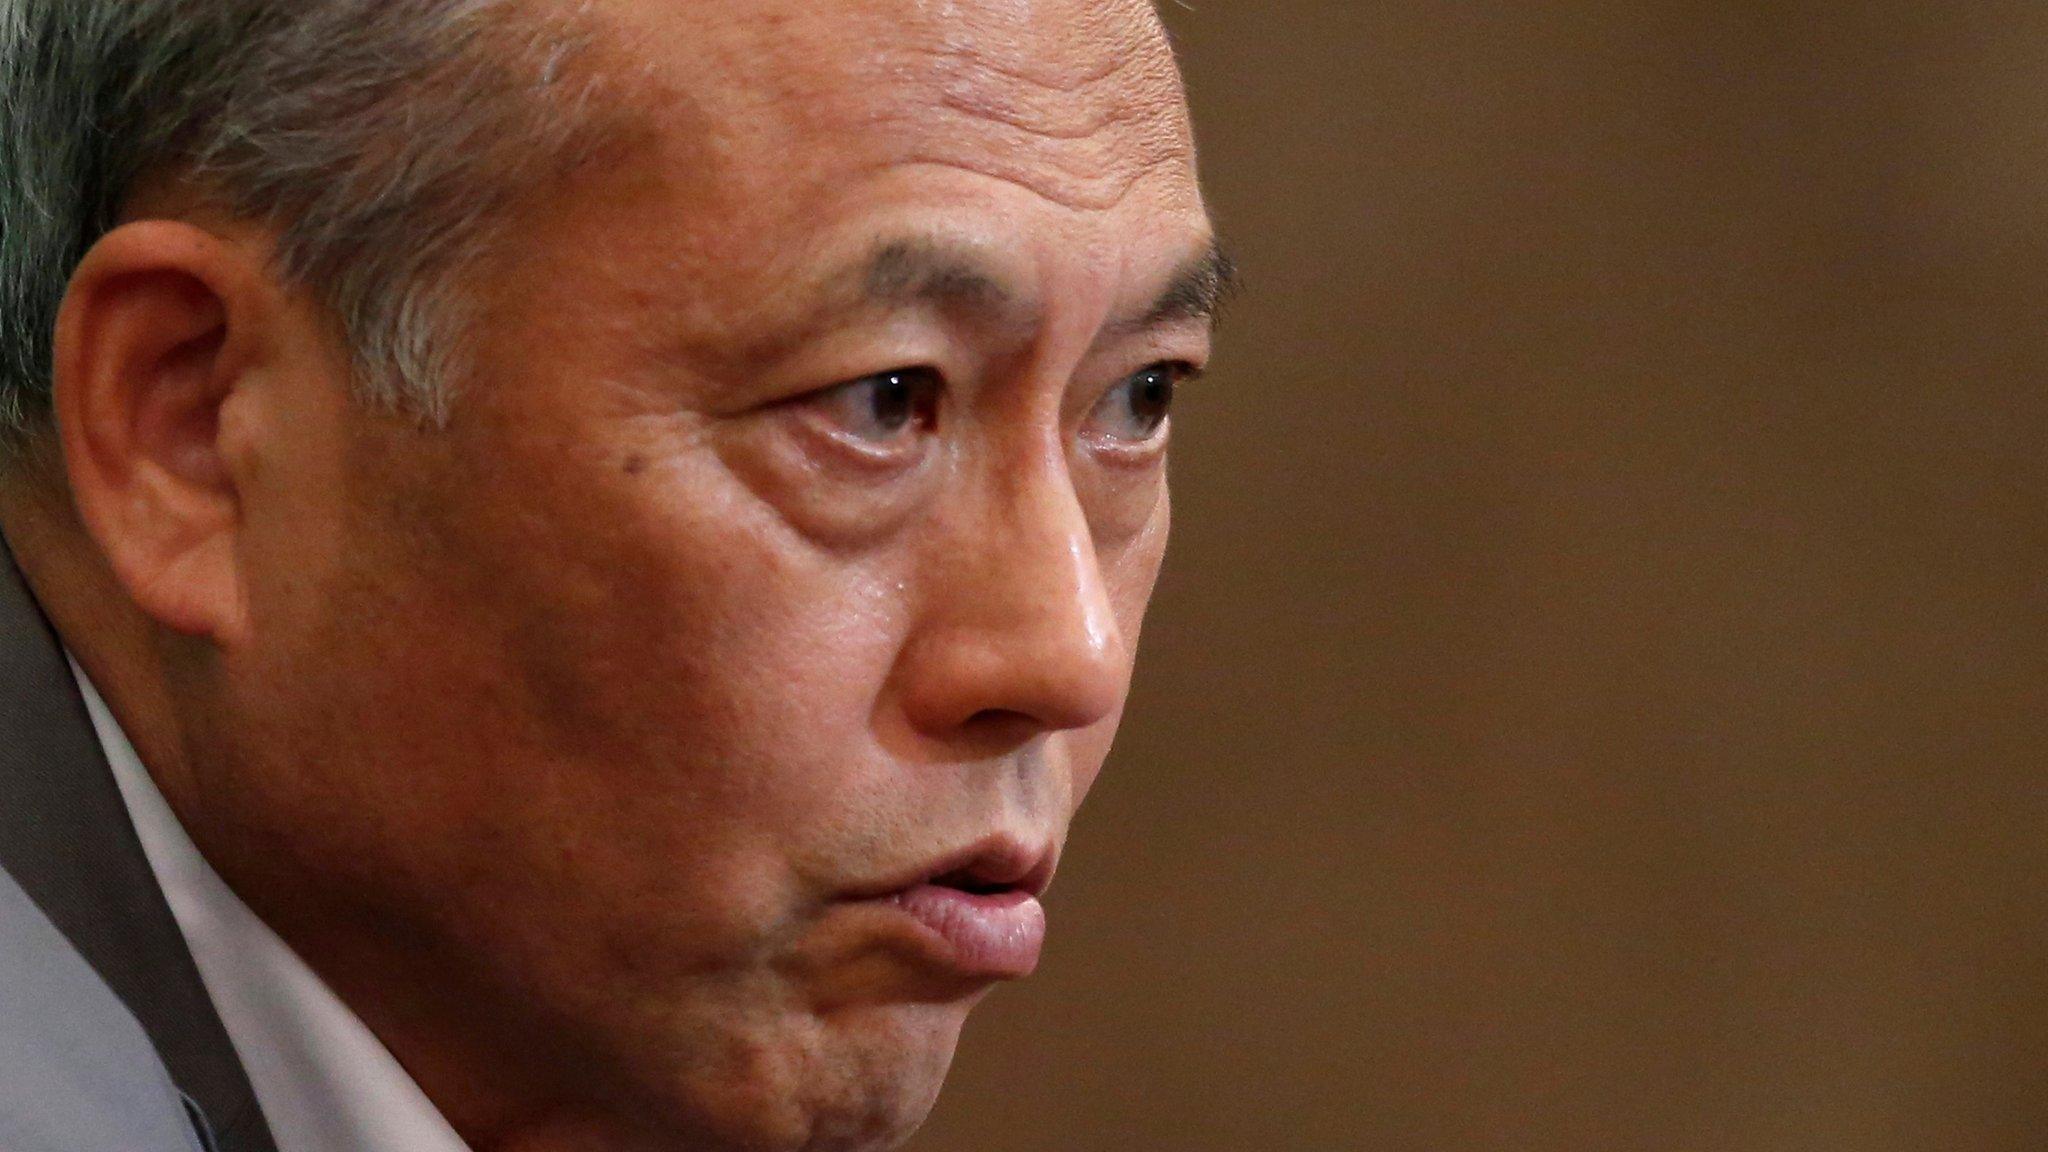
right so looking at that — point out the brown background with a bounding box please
[910,4,2047,1150]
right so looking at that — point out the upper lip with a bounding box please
[853,835,1057,901]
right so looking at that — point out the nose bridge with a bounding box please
[913,430,1127,737]
[991,437,1120,665]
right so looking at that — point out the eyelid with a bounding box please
[1131,359,1203,388]
[1101,360,1200,405]
[1077,361,1184,458]
[781,366,944,476]
[1079,360,1197,407]
[789,365,942,406]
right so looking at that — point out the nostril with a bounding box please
[956,706,1052,746]
[965,707,1030,729]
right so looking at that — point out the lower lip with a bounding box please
[882,884,1046,979]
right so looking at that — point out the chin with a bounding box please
[619,995,974,1152]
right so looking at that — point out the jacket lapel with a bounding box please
[0,536,276,1152]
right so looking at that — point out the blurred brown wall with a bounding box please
[910,4,2048,1150]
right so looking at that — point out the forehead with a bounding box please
[582,0,1198,215]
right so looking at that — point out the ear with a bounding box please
[52,221,279,645]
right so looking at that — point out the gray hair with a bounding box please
[0,0,608,453]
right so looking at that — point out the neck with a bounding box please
[0,472,199,824]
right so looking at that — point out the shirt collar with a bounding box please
[70,657,473,1152]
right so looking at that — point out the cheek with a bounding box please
[1073,453,1170,544]
[1104,477,1171,643]
[1059,712,1125,817]
[329,423,920,942]
[496,451,911,828]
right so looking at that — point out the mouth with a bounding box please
[853,837,1057,981]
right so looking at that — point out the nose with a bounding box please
[893,442,1129,744]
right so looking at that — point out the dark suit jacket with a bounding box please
[0,536,276,1152]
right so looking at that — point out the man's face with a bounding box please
[195,0,1213,1147]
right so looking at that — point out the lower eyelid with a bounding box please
[1081,422,1171,463]
[787,408,936,479]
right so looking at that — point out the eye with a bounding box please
[1084,363,1187,449]
[804,367,942,448]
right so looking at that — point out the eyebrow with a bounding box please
[1134,241,1241,330]
[862,239,1017,315]
[804,234,1239,347]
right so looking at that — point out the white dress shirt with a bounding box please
[70,660,473,1152]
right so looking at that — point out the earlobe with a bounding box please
[53,221,273,645]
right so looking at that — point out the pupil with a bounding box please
[1131,372,1174,428]
[872,374,914,430]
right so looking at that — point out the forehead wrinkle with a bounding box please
[926,19,1174,112]
[570,0,1202,354]
[917,0,1173,82]
[583,0,1193,214]
[895,2,1190,209]
[921,11,1189,147]
[934,60,1164,146]
[895,146,1190,214]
